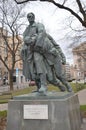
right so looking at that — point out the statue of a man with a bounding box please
[21,12,72,94]
[23,12,48,94]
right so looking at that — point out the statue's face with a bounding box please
[27,14,35,23]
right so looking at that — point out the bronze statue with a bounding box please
[21,12,72,94]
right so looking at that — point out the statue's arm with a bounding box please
[47,33,66,64]
[57,45,66,64]
[23,27,36,46]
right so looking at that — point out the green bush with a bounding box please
[70,83,86,92]
[80,105,86,111]
[0,110,7,117]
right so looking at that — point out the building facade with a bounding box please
[0,28,24,84]
[72,42,86,82]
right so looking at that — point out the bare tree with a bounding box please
[0,0,25,90]
[14,0,86,58]
[62,14,86,60]
[14,0,86,84]
[14,0,86,28]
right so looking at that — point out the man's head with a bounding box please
[27,12,35,23]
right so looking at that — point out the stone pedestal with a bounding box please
[7,92,81,130]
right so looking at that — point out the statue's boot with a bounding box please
[62,81,73,92]
[66,84,73,92]
[58,84,66,92]
[48,78,66,92]
[35,79,41,92]
[53,79,66,91]
[57,75,73,92]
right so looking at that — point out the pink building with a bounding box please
[72,42,86,81]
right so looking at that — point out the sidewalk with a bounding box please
[0,82,29,93]
[77,89,86,105]
[0,103,8,111]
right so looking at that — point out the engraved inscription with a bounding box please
[24,105,48,119]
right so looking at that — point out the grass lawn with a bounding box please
[71,82,86,92]
[0,86,36,103]
[0,110,7,117]
[80,105,86,118]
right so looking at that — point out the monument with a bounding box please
[7,13,81,130]
[21,12,72,93]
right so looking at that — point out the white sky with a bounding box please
[21,0,85,65]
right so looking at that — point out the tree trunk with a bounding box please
[9,71,13,91]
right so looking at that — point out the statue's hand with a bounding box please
[49,48,59,57]
[62,59,66,65]
[24,36,36,46]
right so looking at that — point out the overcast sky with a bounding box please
[21,1,85,64]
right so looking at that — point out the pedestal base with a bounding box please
[7,92,81,130]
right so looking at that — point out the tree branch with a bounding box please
[14,0,34,4]
[50,0,86,27]
[0,55,9,71]
[76,0,85,15]
[14,0,86,27]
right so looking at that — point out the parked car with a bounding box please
[29,80,36,86]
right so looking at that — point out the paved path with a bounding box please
[0,103,8,111]
[77,89,86,105]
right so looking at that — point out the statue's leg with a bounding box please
[44,60,66,92]
[31,74,41,93]
[47,67,66,92]
[38,73,48,93]
[34,52,47,93]
[35,75,41,91]
[57,75,72,92]
[54,60,72,92]
[48,78,66,92]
